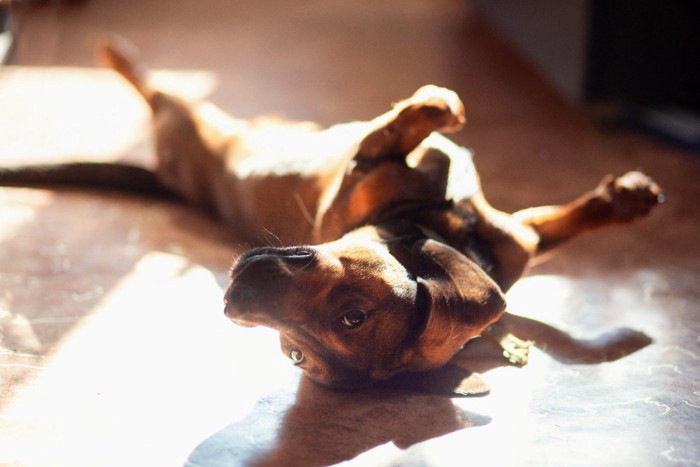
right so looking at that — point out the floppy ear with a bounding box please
[406,238,507,368]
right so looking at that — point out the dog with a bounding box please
[0,41,663,390]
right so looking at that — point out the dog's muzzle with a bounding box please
[224,246,316,327]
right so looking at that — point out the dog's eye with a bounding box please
[289,349,304,365]
[341,310,367,329]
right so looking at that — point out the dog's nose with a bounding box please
[277,248,315,264]
[224,246,318,328]
[229,246,316,279]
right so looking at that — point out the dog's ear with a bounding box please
[400,238,506,369]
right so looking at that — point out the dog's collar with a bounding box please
[415,224,449,245]
[362,198,454,230]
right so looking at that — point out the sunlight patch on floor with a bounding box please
[0,67,218,164]
[0,251,290,467]
[506,274,578,324]
[0,189,54,242]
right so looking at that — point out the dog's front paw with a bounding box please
[500,332,532,367]
[596,171,664,222]
[478,322,532,367]
[406,85,466,133]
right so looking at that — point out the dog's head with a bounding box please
[224,224,505,389]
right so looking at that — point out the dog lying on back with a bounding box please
[0,42,663,389]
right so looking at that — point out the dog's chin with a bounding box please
[307,371,377,391]
[224,297,276,329]
[226,314,257,328]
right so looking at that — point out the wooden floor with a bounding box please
[1,1,699,466]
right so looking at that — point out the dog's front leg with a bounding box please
[513,171,663,255]
[492,312,652,364]
[357,85,466,161]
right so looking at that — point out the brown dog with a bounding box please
[0,42,663,389]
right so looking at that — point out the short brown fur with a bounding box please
[88,42,663,388]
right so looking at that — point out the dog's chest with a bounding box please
[422,133,479,203]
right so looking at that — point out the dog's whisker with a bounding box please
[292,257,316,273]
[294,192,316,228]
[232,242,253,261]
[261,227,283,247]
[253,234,273,248]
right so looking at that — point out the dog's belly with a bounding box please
[220,123,372,244]
[215,126,480,246]
[232,137,479,245]
[229,121,371,178]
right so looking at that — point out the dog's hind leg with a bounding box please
[98,38,154,104]
[99,40,244,220]
[513,171,663,256]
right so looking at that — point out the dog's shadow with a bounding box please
[185,316,652,467]
[186,370,492,467]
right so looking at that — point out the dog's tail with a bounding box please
[98,38,154,104]
[0,162,177,198]
[0,40,179,196]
